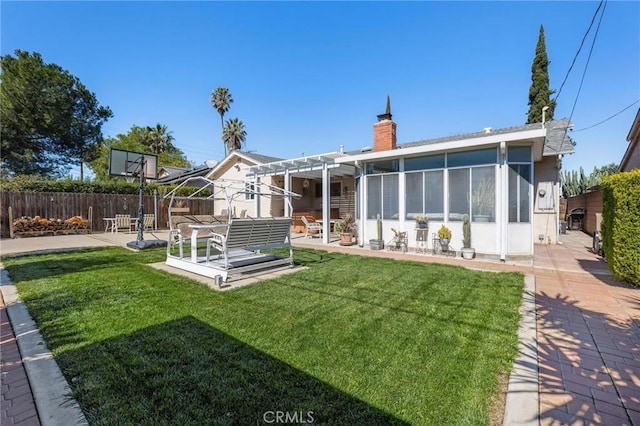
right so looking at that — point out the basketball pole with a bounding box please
[136,156,146,244]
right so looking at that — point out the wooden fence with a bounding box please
[0,192,215,238]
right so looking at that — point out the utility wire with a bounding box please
[554,0,604,103]
[561,0,607,148]
[572,98,640,132]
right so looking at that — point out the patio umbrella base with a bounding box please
[127,240,168,250]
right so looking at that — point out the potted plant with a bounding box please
[335,213,356,246]
[437,224,452,252]
[415,215,429,229]
[390,228,407,251]
[461,214,475,260]
[369,214,384,250]
[471,178,495,222]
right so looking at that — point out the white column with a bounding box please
[359,167,366,246]
[322,164,330,244]
[255,177,261,218]
[499,142,508,261]
[284,170,291,217]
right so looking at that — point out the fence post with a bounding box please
[88,206,93,234]
[8,206,13,239]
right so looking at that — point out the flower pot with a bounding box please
[416,223,428,229]
[439,238,450,252]
[340,233,355,246]
[461,247,475,260]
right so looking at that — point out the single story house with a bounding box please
[210,106,574,260]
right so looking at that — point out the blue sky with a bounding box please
[2,1,639,177]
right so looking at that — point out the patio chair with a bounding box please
[115,214,133,233]
[142,214,155,231]
[301,215,322,239]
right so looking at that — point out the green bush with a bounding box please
[0,176,211,197]
[601,170,640,287]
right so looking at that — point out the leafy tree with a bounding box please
[0,50,113,178]
[210,87,233,157]
[87,125,192,181]
[223,118,247,152]
[144,124,175,154]
[527,26,556,124]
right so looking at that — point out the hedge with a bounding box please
[601,169,640,287]
[0,176,211,197]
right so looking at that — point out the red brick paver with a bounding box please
[535,239,640,426]
[1,292,41,426]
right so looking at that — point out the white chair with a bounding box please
[115,214,133,233]
[301,215,322,239]
[142,214,155,231]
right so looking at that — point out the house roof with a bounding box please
[207,150,286,180]
[156,162,217,185]
[159,165,191,176]
[343,118,575,161]
[241,152,284,164]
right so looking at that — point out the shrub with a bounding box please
[601,170,640,287]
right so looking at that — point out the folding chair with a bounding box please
[301,215,323,238]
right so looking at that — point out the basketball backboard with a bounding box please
[109,149,158,179]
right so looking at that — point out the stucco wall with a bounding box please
[533,156,560,244]
[213,158,276,217]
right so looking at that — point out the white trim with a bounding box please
[335,129,546,164]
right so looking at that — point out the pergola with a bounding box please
[246,152,357,243]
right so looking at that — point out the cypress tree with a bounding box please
[527,25,556,124]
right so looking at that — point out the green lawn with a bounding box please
[2,247,523,425]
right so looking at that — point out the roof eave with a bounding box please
[335,128,547,164]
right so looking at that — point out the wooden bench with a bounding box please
[168,215,227,258]
[205,217,292,269]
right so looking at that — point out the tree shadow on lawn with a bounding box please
[60,315,408,425]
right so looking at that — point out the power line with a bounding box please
[572,99,640,132]
[561,0,607,148]
[554,0,604,104]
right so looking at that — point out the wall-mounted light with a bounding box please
[500,141,506,157]
[303,179,310,189]
[538,189,546,197]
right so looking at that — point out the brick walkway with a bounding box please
[535,235,640,425]
[1,292,41,426]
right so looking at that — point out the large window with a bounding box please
[448,166,495,222]
[367,174,399,219]
[508,146,532,223]
[406,171,444,220]
[447,148,497,167]
[405,154,445,171]
[509,165,531,222]
[366,160,399,174]
[448,169,470,221]
[382,174,399,219]
[245,183,255,200]
[471,167,495,222]
[367,176,381,219]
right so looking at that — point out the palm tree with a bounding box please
[222,118,246,152]
[210,87,233,157]
[144,124,175,155]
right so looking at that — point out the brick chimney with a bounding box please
[373,95,396,152]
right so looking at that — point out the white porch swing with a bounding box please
[163,177,301,285]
